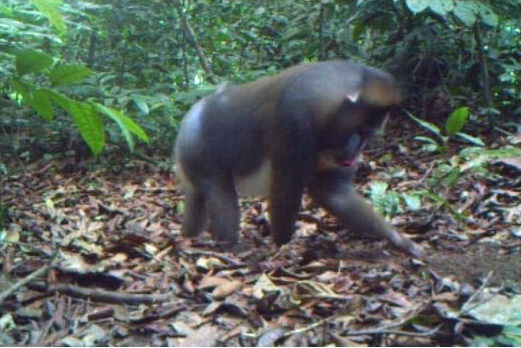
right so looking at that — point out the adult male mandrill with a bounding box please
[175,60,425,258]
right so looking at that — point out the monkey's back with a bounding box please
[175,60,398,193]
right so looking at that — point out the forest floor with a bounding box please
[0,115,520,346]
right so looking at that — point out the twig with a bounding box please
[460,270,494,315]
[36,314,57,346]
[171,0,218,84]
[342,324,441,337]
[284,315,440,339]
[339,301,434,337]
[285,318,328,336]
[473,19,495,127]
[47,285,172,305]
[129,302,187,324]
[0,262,55,305]
[502,241,521,249]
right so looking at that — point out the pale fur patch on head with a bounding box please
[363,78,402,106]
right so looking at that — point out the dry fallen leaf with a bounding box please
[212,280,242,300]
[197,275,229,290]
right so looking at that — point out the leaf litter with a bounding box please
[0,118,520,346]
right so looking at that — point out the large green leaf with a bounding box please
[476,3,498,27]
[402,193,422,211]
[49,92,105,155]
[68,102,105,155]
[467,294,521,326]
[428,0,454,16]
[50,65,93,87]
[406,111,441,136]
[95,104,150,152]
[9,79,31,102]
[132,97,150,115]
[445,106,469,136]
[453,1,478,26]
[405,0,429,14]
[15,50,54,76]
[29,0,66,35]
[456,132,485,146]
[32,89,54,121]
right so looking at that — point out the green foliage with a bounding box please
[367,181,464,222]
[368,181,402,218]
[470,326,521,347]
[367,142,520,223]
[353,0,519,123]
[459,146,521,173]
[7,49,149,155]
[49,65,92,87]
[29,0,66,35]
[2,1,149,156]
[14,50,54,76]
[95,104,149,153]
[405,0,498,27]
[465,294,521,346]
[445,106,470,136]
[406,108,484,153]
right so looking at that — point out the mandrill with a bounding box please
[174,60,424,258]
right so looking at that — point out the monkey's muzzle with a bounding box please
[340,134,366,167]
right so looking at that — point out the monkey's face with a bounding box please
[317,133,366,171]
[317,102,391,172]
[350,102,390,134]
[323,102,390,147]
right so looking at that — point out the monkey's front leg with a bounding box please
[309,169,425,258]
[267,158,308,245]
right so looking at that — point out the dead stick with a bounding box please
[48,285,172,305]
[460,270,494,315]
[171,0,218,84]
[0,263,54,305]
[342,324,441,337]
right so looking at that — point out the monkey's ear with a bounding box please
[346,91,361,103]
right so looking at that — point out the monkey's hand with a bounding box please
[387,231,426,259]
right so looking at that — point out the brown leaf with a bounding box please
[197,275,229,290]
[212,280,242,300]
[380,291,413,307]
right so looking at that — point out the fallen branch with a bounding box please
[0,262,55,305]
[47,285,172,305]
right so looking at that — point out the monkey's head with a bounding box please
[321,66,402,169]
[358,66,402,106]
[347,65,402,132]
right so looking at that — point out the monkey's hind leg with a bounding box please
[206,178,241,244]
[181,188,209,238]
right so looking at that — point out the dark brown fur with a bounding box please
[175,61,424,258]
